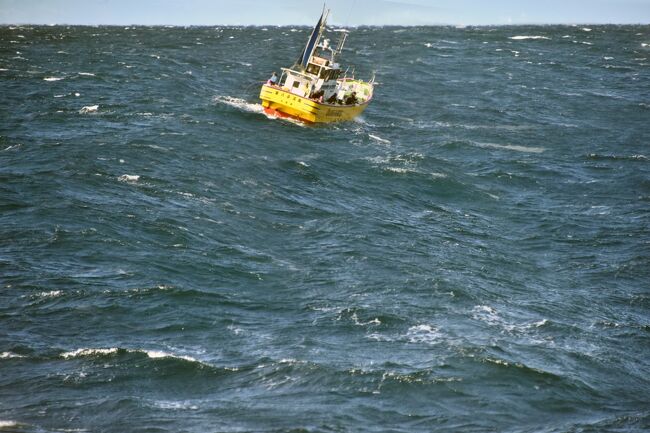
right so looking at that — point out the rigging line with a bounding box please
[344,0,357,28]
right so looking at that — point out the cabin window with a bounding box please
[292,81,300,88]
[323,70,340,81]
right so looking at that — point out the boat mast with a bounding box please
[297,7,329,70]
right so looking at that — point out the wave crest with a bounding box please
[509,35,551,40]
[60,347,197,363]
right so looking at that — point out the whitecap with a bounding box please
[368,134,391,144]
[533,319,549,328]
[366,332,393,342]
[406,324,442,344]
[485,357,510,366]
[385,167,416,174]
[586,205,611,216]
[118,174,140,183]
[28,290,63,299]
[473,141,545,153]
[143,350,197,362]
[1,352,26,359]
[43,76,64,81]
[509,36,550,40]
[582,27,592,32]
[472,306,548,333]
[152,400,199,410]
[61,348,119,359]
[79,105,98,114]
[472,305,500,324]
[277,358,307,365]
[77,72,95,76]
[351,312,381,326]
[61,347,198,363]
[0,421,19,428]
[227,324,244,335]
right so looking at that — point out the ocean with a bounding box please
[1,24,649,433]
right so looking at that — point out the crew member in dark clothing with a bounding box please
[344,91,358,105]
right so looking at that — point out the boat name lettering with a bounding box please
[326,109,343,118]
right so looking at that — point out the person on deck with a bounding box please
[310,89,325,102]
[267,72,278,85]
[345,91,358,105]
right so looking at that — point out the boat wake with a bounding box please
[213,95,264,115]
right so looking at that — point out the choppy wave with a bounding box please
[23,290,64,299]
[61,348,120,359]
[406,324,444,344]
[509,35,551,40]
[117,174,140,183]
[0,352,26,359]
[587,153,648,161]
[2,24,648,433]
[79,104,99,114]
[60,347,198,363]
[471,141,546,153]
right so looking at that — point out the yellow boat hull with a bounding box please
[259,84,369,124]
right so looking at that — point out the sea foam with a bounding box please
[213,95,264,114]
[60,347,197,363]
[79,105,99,114]
[509,36,551,40]
[473,141,546,153]
[1,352,26,359]
[118,174,140,183]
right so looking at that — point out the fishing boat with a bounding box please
[259,7,374,124]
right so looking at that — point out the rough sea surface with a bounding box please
[1,24,649,433]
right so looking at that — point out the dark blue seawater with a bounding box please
[1,24,649,433]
